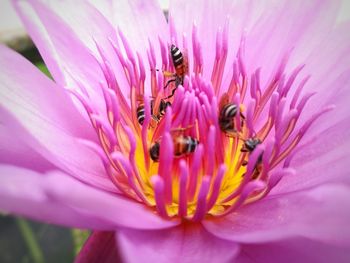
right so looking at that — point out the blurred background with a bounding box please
[0,0,349,262]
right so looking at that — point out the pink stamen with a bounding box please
[67,89,94,115]
[259,139,275,181]
[141,95,151,170]
[280,64,305,98]
[182,95,194,127]
[158,36,169,69]
[158,133,174,204]
[233,93,242,132]
[207,164,226,210]
[136,52,146,92]
[267,168,295,192]
[205,126,216,176]
[105,89,121,127]
[296,92,317,114]
[192,176,211,222]
[111,151,147,203]
[188,144,204,200]
[163,106,172,133]
[178,160,189,217]
[118,28,136,67]
[220,180,266,216]
[223,144,265,203]
[172,96,189,127]
[237,38,247,78]
[274,98,287,131]
[123,125,145,189]
[156,71,164,94]
[192,22,203,74]
[246,99,256,137]
[271,106,335,167]
[91,114,117,148]
[151,175,169,218]
[169,85,185,114]
[99,82,112,113]
[148,38,157,70]
[290,75,311,109]
[194,98,207,140]
[168,14,178,46]
[277,109,298,144]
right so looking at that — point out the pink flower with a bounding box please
[1,0,350,262]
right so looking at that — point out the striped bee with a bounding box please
[218,93,245,135]
[149,135,199,162]
[137,99,171,125]
[163,44,188,99]
[241,138,262,153]
[241,137,263,179]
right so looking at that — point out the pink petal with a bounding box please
[0,123,54,172]
[0,165,179,230]
[75,232,121,263]
[0,45,92,138]
[203,184,350,246]
[169,0,340,84]
[116,223,239,263]
[12,0,117,111]
[90,0,168,54]
[235,238,350,263]
[273,23,350,194]
[14,0,166,103]
[289,22,350,130]
[244,0,340,83]
[33,0,132,98]
[273,115,350,194]
[0,45,115,192]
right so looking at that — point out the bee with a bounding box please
[241,137,263,179]
[163,44,188,99]
[218,93,245,135]
[150,135,199,162]
[241,138,261,153]
[136,103,147,125]
[137,99,171,125]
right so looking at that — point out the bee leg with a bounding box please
[163,86,178,100]
[164,78,176,90]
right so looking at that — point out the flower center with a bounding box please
[70,19,333,221]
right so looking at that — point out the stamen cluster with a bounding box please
[70,18,331,221]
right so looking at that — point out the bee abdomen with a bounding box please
[171,45,184,67]
[187,137,199,153]
[136,105,145,125]
[149,142,160,162]
[158,100,171,118]
[220,103,238,119]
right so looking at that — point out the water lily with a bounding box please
[1,0,350,262]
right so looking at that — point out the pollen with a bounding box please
[70,19,334,222]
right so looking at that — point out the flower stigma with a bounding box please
[70,18,333,222]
